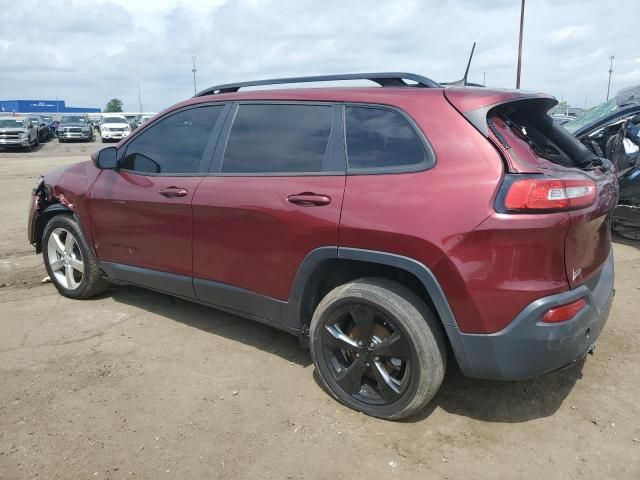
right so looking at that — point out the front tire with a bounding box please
[42,214,108,299]
[310,278,446,420]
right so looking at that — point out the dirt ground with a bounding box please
[0,138,639,480]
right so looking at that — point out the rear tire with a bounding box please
[309,278,446,420]
[42,214,108,299]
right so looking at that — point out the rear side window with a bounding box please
[121,105,223,174]
[345,106,428,172]
[221,104,333,174]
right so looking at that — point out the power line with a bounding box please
[516,0,525,89]
[606,55,615,101]
[191,56,198,96]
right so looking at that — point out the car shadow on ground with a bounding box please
[106,285,312,367]
[408,357,586,423]
[612,232,640,250]
[105,284,585,422]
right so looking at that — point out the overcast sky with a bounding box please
[1,0,638,113]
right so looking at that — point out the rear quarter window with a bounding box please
[344,106,431,173]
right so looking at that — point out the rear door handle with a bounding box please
[158,187,188,198]
[287,193,332,207]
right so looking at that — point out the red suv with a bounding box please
[27,73,617,420]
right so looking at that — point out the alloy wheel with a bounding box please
[46,227,84,290]
[321,304,412,405]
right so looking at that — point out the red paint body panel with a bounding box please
[90,170,202,276]
[39,161,102,250]
[29,85,617,338]
[192,176,344,300]
[336,92,568,333]
[565,174,618,288]
[436,212,571,332]
[443,86,550,114]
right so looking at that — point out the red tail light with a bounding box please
[500,176,596,212]
[542,298,586,323]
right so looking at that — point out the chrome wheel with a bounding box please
[321,304,412,405]
[46,227,84,290]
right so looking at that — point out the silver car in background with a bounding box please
[0,116,38,151]
[57,115,94,142]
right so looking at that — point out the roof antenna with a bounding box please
[462,42,476,86]
[444,42,477,86]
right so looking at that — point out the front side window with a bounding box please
[345,106,428,171]
[121,105,223,174]
[0,119,24,128]
[60,116,86,124]
[221,104,333,174]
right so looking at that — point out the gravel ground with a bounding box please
[1,138,639,479]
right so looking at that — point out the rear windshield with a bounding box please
[487,99,601,170]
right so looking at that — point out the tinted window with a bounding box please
[121,106,223,174]
[345,106,427,170]
[221,104,332,173]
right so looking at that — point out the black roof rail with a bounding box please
[195,72,441,96]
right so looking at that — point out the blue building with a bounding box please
[0,99,100,114]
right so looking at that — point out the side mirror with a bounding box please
[95,147,118,169]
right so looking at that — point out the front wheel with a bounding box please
[42,214,108,299]
[310,278,446,420]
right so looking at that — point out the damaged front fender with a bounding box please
[28,179,73,253]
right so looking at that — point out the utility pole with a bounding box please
[482,71,486,86]
[138,83,143,113]
[606,55,614,101]
[516,0,525,89]
[191,56,198,95]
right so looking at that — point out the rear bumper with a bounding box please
[446,249,614,380]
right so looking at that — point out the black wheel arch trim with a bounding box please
[34,203,75,253]
[285,246,461,340]
[336,247,459,328]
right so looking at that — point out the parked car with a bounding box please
[0,116,38,151]
[139,114,155,125]
[100,115,131,142]
[564,84,640,240]
[551,114,574,126]
[29,115,50,143]
[42,116,57,138]
[27,73,617,420]
[57,115,94,142]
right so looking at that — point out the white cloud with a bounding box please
[549,25,592,44]
[0,0,638,111]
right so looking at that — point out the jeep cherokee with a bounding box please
[27,73,618,420]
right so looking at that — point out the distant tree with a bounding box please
[104,98,123,112]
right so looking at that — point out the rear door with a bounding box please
[90,104,227,292]
[192,102,345,324]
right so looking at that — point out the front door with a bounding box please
[192,103,346,323]
[90,104,227,290]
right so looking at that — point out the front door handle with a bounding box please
[287,193,331,207]
[158,187,188,198]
